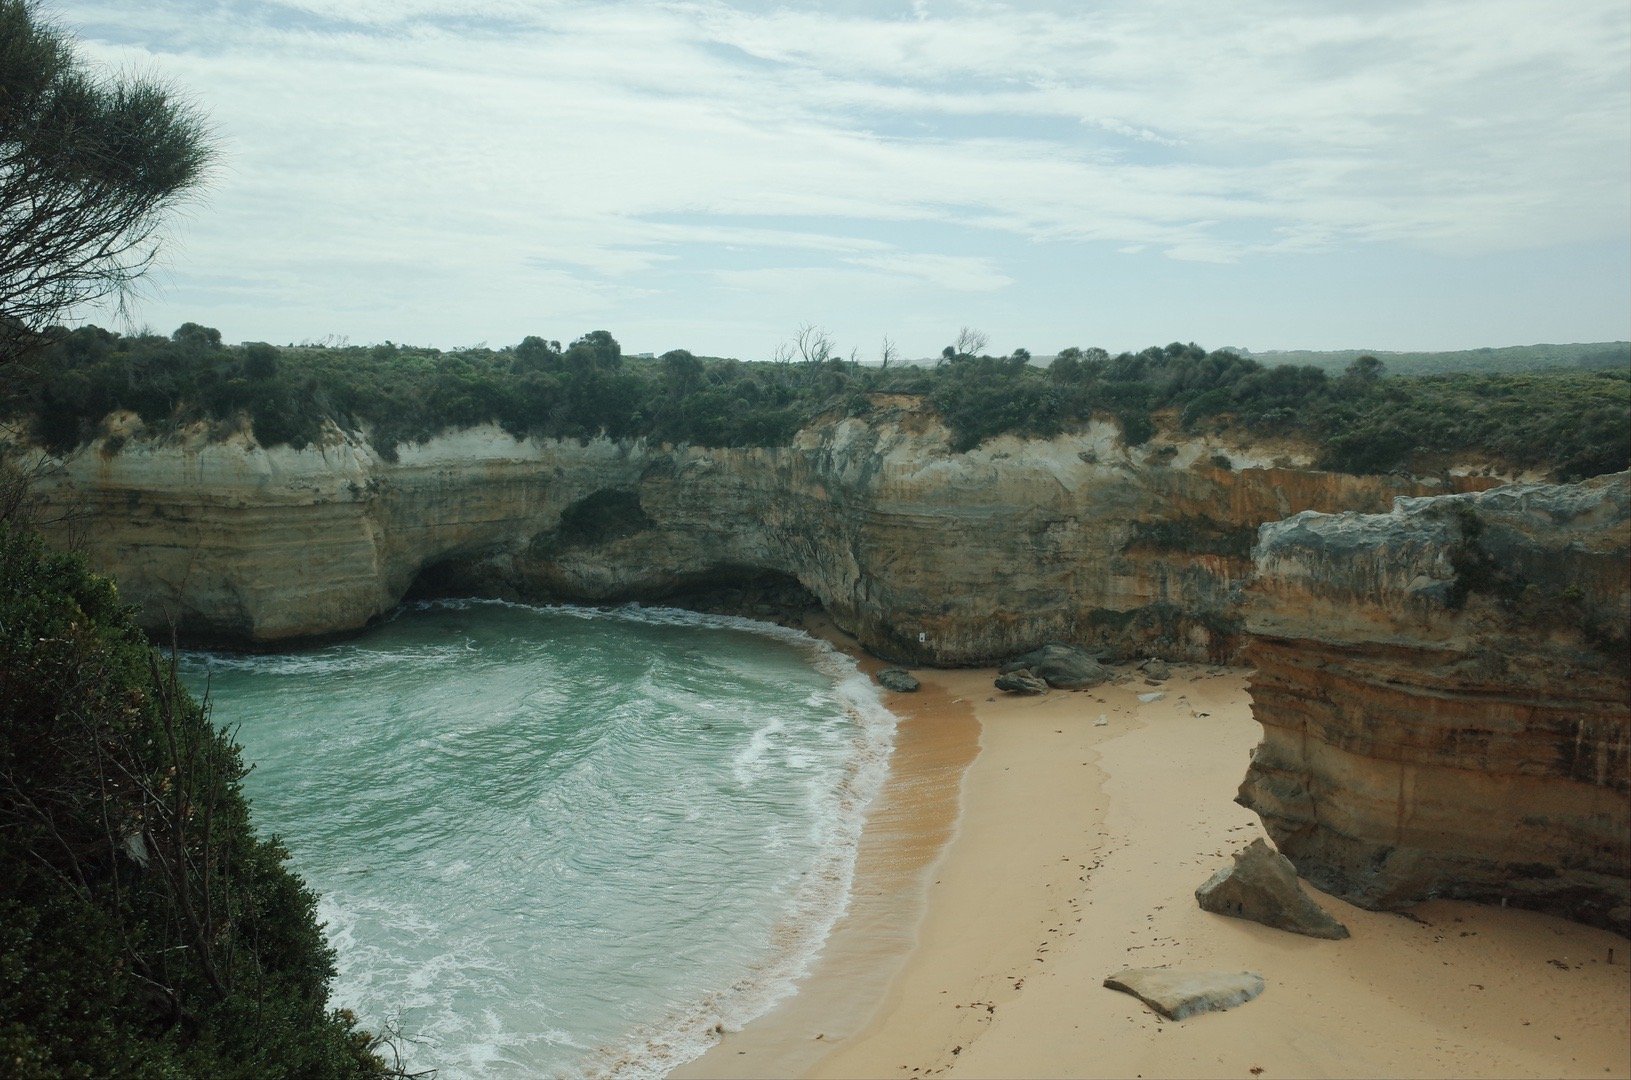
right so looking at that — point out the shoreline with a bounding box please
[673,617,980,1078]
[706,613,958,1064]
[683,651,1631,1079]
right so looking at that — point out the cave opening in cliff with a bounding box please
[403,554,496,603]
[644,566,823,623]
[402,556,823,625]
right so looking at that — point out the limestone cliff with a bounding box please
[23,397,1496,663]
[1240,472,1631,933]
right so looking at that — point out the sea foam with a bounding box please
[184,599,898,1079]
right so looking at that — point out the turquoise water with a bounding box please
[180,600,894,1078]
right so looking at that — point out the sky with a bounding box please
[51,0,1631,360]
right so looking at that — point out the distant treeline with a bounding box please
[5,324,1628,481]
[1229,341,1630,377]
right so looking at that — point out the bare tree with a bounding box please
[794,323,836,364]
[952,326,989,357]
[1,0,215,363]
[879,336,898,369]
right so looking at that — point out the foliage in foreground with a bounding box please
[0,524,387,1078]
[4,325,1628,482]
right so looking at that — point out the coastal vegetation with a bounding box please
[6,325,1628,481]
[1,3,391,1074]
[0,525,388,1077]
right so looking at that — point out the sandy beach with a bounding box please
[681,644,1631,1079]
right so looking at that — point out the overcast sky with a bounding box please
[54,0,1631,359]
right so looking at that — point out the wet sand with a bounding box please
[682,653,1631,1079]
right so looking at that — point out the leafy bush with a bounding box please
[0,526,387,1078]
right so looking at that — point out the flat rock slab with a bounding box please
[1104,968,1265,1020]
[1196,838,1350,940]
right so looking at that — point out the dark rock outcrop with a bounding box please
[998,643,1110,689]
[876,668,920,693]
[1239,472,1631,934]
[1195,839,1350,939]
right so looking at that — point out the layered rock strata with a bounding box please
[1240,472,1631,932]
[24,397,1493,663]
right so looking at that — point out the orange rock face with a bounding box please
[1240,472,1631,932]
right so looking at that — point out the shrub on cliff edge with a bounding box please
[0,525,386,1078]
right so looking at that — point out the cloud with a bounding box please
[45,0,1631,352]
[846,253,1013,291]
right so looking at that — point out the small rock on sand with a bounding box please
[1137,691,1165,704]
[1094,714,1109,727]
[1103,968,1265,1020]
[1195,838,1350,940]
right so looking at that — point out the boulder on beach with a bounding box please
[1140,658,1171,681]
[997,643,1109,689]
[1195,838,1350,939]
[1103,968,1265,1020]
[995,668,1050,694]
[876,668,920,693]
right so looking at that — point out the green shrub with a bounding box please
[0,526,386,1078]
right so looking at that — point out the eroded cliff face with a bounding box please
[1240,472,1631,933]
[27,397,1496,664]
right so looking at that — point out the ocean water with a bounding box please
[179,600,895,1078]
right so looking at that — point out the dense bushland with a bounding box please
[5,325,1627,481]
[0,524,388,1078]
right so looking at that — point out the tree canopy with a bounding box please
[8,324,1626,482]
[0,0,214,362]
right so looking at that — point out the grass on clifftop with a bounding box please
[5,324,1628,481]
